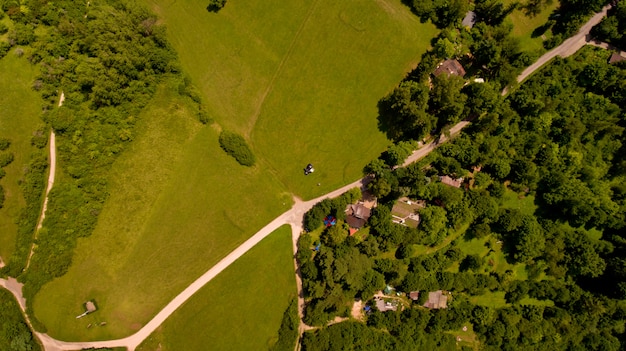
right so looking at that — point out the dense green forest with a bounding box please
[0,289,40,351]
[0,0,207,329]
[299,43,626,351]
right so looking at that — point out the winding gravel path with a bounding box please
[23,93,62,271]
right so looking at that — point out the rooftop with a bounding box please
[391,197,424,228]
[433,59,466,78]
[375,298,398,312]
[609,52,626,64]
[423,290,448,309]
[439,175,463,188]
[86,301,97,312]
[462,11,476,28]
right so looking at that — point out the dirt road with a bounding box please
[516,4,612,84]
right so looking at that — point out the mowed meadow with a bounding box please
[0,54,44,263]
[33,0,438,341]
[33,80,290,340]
[144,0,438,199]
[137,226,296,351]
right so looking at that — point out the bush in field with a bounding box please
[218,130,255,166]
[0,152,14,167]
[0,138,10,151]
[207,0,226,12]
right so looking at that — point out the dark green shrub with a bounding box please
[270,298,299,351]
[0,152,14,167]
[9,23,35,45]
[207,0,226,12]
[198,107,212,124]
[0,137,10,150]
[218,130,255,166]
[0,41,10,59]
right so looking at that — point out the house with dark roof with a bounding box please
[345,203,372,235]
[433,59,466,78]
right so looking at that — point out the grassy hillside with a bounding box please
[34,0,439,340]
[143,0,437,199]
[137,225,296,351]
[252,0,438,199]
[504,0,560,54]
[0,53,43,263]
[33,79,290,340]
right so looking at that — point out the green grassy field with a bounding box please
[251,0,438,199]
[33,79,291,340]
[0,53,44,264]
[504,0,560,54]
[136,225,296,351]
[500,189,537,215]
[143,0,437,200]
[469,290,507,308]
[34,0,439,340]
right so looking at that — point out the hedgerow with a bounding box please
[218,130,256,166]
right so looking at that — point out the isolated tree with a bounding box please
[460,254,483,271]
[207,0,226,12]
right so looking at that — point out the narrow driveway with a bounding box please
[516,4,612,84]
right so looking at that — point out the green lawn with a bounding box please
[33,80,291,340]
[0,53,44,264]
[413,223,470,256]
[136,225,296,351]
[446,323,480,350]
[143,0,437,199]
[469,290,507,308]
[504,0,560,54]
[500,189,537,216]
